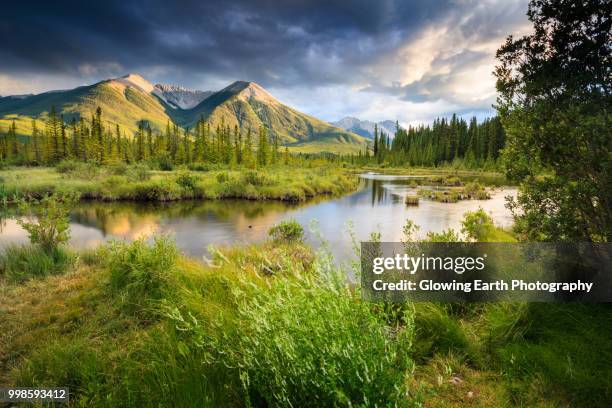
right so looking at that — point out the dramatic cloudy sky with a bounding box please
[0,0,531,125]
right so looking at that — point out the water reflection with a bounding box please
[0,174,516,260]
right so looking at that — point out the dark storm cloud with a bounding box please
[1,0,530,122]
[1,0,448,87]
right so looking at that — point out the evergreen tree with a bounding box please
[257,126,269,166]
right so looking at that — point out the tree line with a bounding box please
[350,114,505,167]
[0,106,286,167]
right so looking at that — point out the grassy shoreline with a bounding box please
[0,165,359,202]
[1,237,609,407]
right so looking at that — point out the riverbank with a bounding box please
[355,165,511,186]
[1,216,609,407]
[0,165,358,202]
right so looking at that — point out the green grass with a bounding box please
[0,165,358,202]
[0,234,414,406]
[0,244,74,283]
[0,212,609,407]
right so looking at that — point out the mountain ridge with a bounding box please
[332,116,397,139]
[0,74,368,153]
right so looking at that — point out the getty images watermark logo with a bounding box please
[372,253,487,275]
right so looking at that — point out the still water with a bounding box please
[0,174,516,260]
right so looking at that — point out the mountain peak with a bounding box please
[115,73,154,93]
[331,116,397,140]
[222,81,277,104]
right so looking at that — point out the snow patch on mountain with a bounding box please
[152,84,212,109]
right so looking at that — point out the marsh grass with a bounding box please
[1,166,358,202]
[405,195,420,205]
[0,244,74,283]
[106,236,179,317]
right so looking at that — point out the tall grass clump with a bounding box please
[0,244,73,283]
[107,236,179,312]
[223,275,415,406]
[268,219,304,242]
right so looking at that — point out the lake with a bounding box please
[0,173,516,261]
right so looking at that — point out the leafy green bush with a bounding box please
[175,172,200,191]
[0,244,73,282]
[461,208,496,241]
[268,219,304,242]
[107,237,179,310]
[17,192,79,252]
[227,276,414,406]
[156,152,174,171]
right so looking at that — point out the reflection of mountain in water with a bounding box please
[68,199,312,252]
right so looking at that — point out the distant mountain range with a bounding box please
[0,74,368,153]
[331,117,397,139]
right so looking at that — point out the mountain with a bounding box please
[0,74,367,153]
[153,84,213,109]
[331,116,397,139]
[175,81,367,149]
[0,74,173,136]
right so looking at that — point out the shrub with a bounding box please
[127,164,151,181]
[268,220,304,242]
[425,229,462,242]
[187,163,211,172]
[242,170,270,186]
[0,244,73,282]
[55,160,79,173]
[461,208,496,241]
[227,276,414,406]
[175,172,200,191]
[156,152,174,171]
[17,192,78,252]
[107,237,179,309]
[128,180,182,201]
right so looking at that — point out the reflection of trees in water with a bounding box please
[370,179,386,206]
[370,179,402,206]
[68,199,313,238]
[0,205,20,234]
